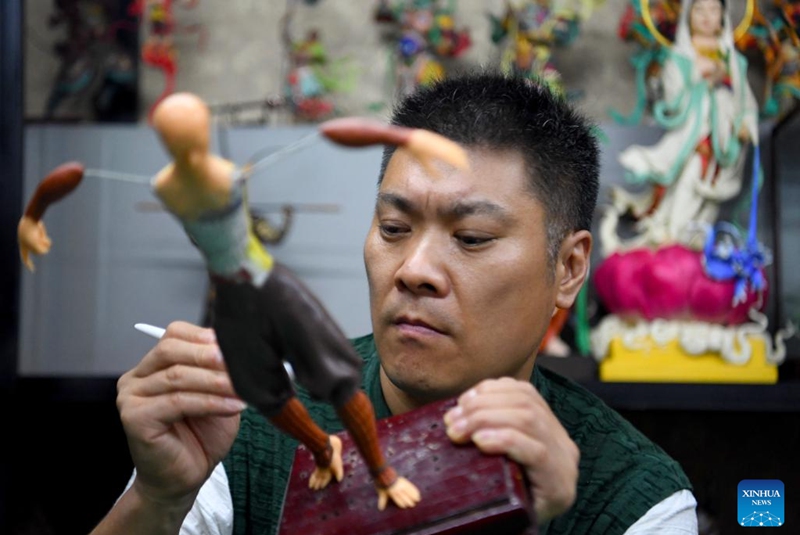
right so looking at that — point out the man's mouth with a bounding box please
[393,315,446,336]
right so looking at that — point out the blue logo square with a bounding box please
[738,480,784,527]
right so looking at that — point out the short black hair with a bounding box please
[379,71,599,265]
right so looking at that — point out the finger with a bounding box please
[385,479,421,509]
[445,406,545,444]
[407,129,469,171]
[401,483,421,505]
[129,365,239,399]
[419,156,442,180]
[20,247,33,272]
[444,381,544,425]
[466,377,542,399]
[378,491,388,512]
[470,427,546,471]
[468,379,544,406]
[134,338,224,378]
[122,392,247,428]
[446,389,540,423]
[163,321,217,344]
[31,240,50,254]
[396,495,414,509]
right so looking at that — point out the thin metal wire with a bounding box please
[83,129,320,186]
[84,168,151,185]
[242,131,321,178]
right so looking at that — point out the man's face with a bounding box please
[364,147,561,405]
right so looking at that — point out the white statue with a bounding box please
[602,0,759,255]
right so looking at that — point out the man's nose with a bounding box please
[394,235,449,297]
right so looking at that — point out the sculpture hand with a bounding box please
[308,435,344,490]
[18,162,84,272]
[377,477,421,511]
[319,118,469,177]
[18,216,52,272]
[404,129,470,179]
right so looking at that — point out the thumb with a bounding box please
[20,247,34,272]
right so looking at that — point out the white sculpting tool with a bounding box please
[134,323,296,380]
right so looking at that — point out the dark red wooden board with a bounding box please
[278,398,536,535]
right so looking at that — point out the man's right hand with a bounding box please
[116,321,245,509]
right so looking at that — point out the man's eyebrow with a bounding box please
[376,192,514,224]
[376,192,415,213]
[445,200,512,223]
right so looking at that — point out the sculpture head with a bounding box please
[152,92,211,162]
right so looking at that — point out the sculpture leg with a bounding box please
[336,390,421,510]
[335,391,390,485]
[271,396,343,490]
[212,278,343,489]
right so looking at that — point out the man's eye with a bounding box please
[379,223,408,238]
[456,234,494,248]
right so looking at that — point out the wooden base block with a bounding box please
[278,398,536,535]
[600,336,777,384]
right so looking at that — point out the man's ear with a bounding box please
[554,230,592,310]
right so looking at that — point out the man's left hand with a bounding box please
[443,378,580,523]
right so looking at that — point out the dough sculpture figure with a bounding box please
[19,91,468,511]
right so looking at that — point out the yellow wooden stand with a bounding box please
[599,336,777,384]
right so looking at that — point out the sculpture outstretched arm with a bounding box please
[320,117,469,176]
[18,161,85,271]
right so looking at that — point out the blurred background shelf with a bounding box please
[538,355,800,412]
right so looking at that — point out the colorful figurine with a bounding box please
[489,0,605,97]
[284,29,337,121]
[739,0,800,117]
[613,0,682,124]
[42,0,138,121]
[282,3,358,123]
[591,0,788,379]
[17,92,469,510]
[127,0,206,120]
[613,0,775,122]
[603,0,759,252]
[375,0,471,98]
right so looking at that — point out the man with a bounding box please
[91,72,696,535]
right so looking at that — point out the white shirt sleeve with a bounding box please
[623,490,698,534]
[120,463,233,535]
